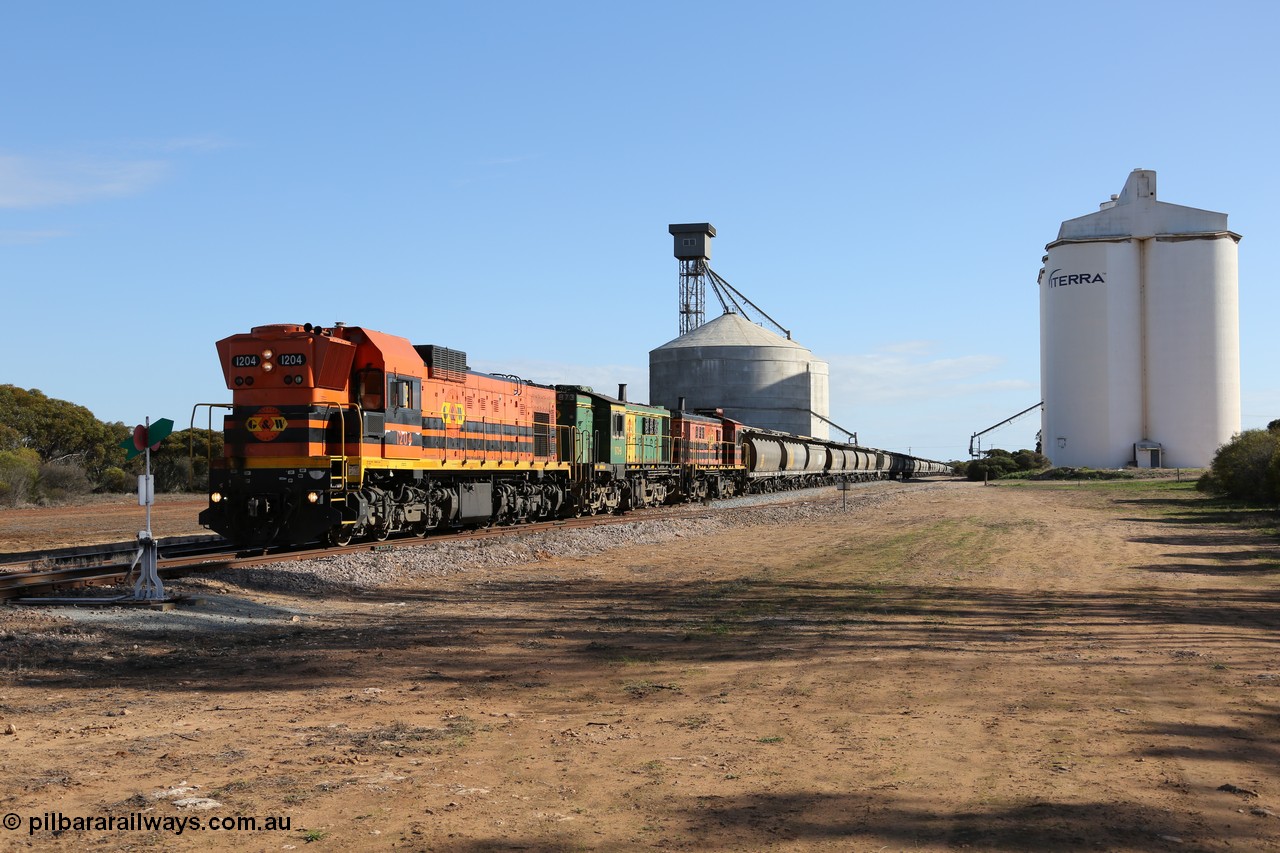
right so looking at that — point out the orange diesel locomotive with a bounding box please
[199,323,568,546]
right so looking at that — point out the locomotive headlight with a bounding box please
[306,491,320,504]
[262,361,274,372]
[261,348,274,360]
[210,491,223,503]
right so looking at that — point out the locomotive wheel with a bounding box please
[329,526,353,547]
[374,527,389,542]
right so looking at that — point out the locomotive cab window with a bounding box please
[612,412,624,438]
[389,376,413,410]
[357,369,385,410]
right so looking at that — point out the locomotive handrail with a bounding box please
[189,402,233,484]
[624,433,672,467]
[317,402,361,490]
[554,423,576,467]
[577,425,588,467]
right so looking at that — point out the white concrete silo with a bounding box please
[1040,169,1240,469]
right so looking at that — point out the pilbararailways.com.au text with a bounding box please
[6,812,291,836]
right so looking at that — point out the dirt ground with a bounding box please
[0,494,210,554]
[2,480,1279,852]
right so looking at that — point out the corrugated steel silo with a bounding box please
[649,312,830,439]
[1040,170,1240,468]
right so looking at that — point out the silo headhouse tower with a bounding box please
[1039,169,1241,469]
[652,223,831,440]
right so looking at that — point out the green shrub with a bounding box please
[1013,449,1051,471]
[37,462,92,501]
[97,466,132,493]
[967,455,1018,481]
[964,448,1051,481]
[1198,428,1280,504]
[153,455,196,492]
[1032,467,1135,481]
[0,448,40,506]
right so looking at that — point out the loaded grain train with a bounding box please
[196,323,950,547]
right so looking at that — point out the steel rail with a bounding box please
[1,482,892,601]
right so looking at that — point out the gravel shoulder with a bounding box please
[2,479,1279,851]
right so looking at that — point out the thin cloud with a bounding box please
[0,229,70,245]
[0,152,169,208]
[878,340,938,356]
[828,346,1033,404]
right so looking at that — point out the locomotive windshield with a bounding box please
[356,368,384,410]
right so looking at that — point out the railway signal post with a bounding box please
[118,417,174,602]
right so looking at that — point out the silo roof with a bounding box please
[668,223,716,236]
[652,312,808,351]
[1049,169,1237,246]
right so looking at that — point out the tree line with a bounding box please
[949,448,1051,481]
[0,385,222,506]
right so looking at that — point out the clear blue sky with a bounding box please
[3,1,1277,461]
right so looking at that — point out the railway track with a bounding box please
[0,534,230,573]
[0,481,908,602]
[0,502,728,601]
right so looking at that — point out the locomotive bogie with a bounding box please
[579,479,624,516]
